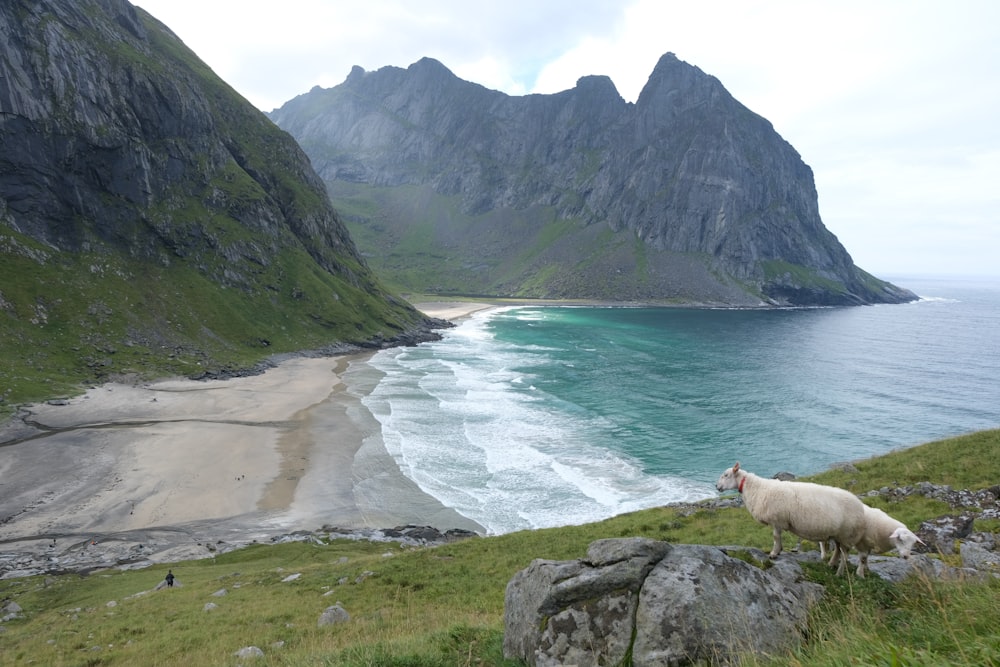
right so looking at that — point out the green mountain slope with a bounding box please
[0,0,434,408]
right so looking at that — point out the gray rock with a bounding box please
[318,604,350,627]
[632,546,822,666]
[917,514,975,554]
[961,542,1000,573]
[504,539,822,666]
[234,646,263,658]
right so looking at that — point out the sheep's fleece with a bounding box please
[716,462,867,574]
[851,504,924,577]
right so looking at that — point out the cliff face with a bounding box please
[271,54,915,306]
[0,0,428,404]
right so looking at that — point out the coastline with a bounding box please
[0,302,494,563]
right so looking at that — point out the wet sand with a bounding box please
[0,302,495,549]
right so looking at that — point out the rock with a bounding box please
[234,646,263,658]
[917,514,975,554]
[503,539,822,666]
[1,601,24,622]
[961,542,1000,573]
[0,524,476,581]
[321,524,480,547]
[204,603,218,612]
[859,553,981,583]
[318,604,350,627]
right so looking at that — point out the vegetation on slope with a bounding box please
[330,181,751,305]
[1,429,998,666]
[0,4,427,415]
[0,223,419,414]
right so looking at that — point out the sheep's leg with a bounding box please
[769,526,783,558]
[855,550,869,578]
[819,539,828,559]
[830,542,848,575]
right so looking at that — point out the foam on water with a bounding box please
[356,278,1000,535]
[360,309,715,534]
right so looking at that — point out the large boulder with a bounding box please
[503,538,823,666]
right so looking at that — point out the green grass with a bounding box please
[760,259,847,294]
[0,226,421,414]
[2,429,998,666]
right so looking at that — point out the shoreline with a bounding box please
[0,302,495,563]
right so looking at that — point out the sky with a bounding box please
[135,0,999,279]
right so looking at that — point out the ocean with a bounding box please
[345,276,1000,535]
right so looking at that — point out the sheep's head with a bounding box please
[890,526,924,558]
[716,462,742,493]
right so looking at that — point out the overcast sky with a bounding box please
[135,0,999,279]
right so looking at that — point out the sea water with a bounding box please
[347,276,1000,535]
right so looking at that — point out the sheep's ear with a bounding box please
[733,462,741,473]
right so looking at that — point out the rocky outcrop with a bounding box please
[503,533,995,666]
[271,54,916,306]
[0,524,478,580]
[503,538,824,667]
[0,0,433,402]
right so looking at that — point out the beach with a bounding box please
[0,302,494,561]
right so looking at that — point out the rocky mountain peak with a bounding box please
[270,54,915,306]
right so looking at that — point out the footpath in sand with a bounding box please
[0,302,494,575]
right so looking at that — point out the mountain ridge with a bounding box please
[271,53,916,306]
[0,0,436,407]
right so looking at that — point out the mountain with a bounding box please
[0,0,436,406]
[270,54,916,307]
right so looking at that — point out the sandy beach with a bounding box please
[0,302,495,557]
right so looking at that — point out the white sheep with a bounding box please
[846,505,924,578]
[715,461,868,575]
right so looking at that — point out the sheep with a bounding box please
[847,505,924,578]
[715,461,868,575]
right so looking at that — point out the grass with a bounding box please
[2,429,999,666]
[0,229,422,414]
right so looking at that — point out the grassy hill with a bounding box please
[2,429,998,666]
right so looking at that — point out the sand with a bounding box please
[0,302,494,549]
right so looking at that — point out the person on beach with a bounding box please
[165,570,175,587]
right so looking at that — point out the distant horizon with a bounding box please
[876,271,1000,281]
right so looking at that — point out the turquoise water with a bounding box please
[349,276,1000,534]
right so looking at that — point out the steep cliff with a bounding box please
[0,0,432,406]
[271,54,915,306]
